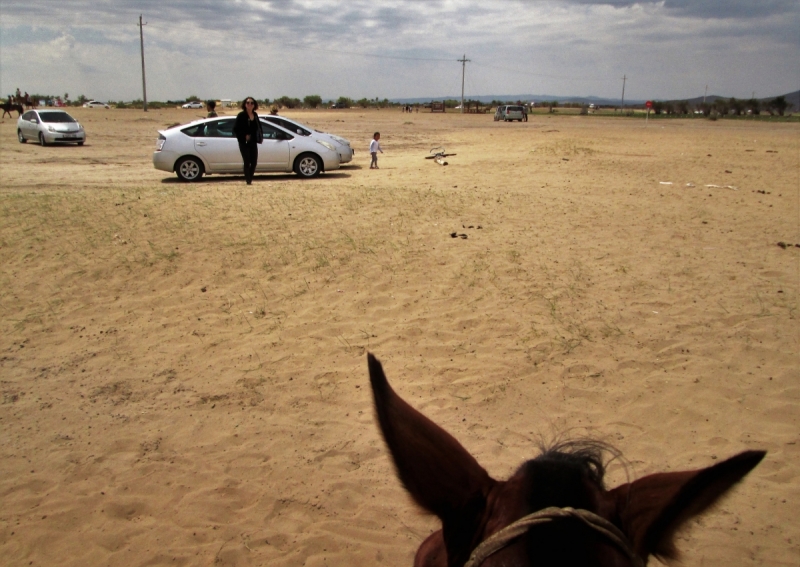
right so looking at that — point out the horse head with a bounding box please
[367,353,765,567]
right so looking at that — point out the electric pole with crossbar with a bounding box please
[458,54,471,114]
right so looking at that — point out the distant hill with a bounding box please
[391,89,799,110]
[669,90,799,110]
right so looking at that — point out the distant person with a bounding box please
[233,97,263,185]
[369,132,383,169]
[523,105,528,122]
[206,100,217,118]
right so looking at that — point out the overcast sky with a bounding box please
[1,0,797,102]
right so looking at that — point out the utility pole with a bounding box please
[458,54,471,114]
[620,75,626,111]
[703,84,707,103]
[138,15,148,112]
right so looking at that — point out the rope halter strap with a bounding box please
[463,506,644,567]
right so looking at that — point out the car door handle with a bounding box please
[196,142,207,146]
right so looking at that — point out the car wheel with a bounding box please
[77,142,84,146]
[39,133,48,146]
[176,156,204,181]
[294,154,321,178]
[18,130,26,143]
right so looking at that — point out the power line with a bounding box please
[282,43,457,62]
[471,60,612,83]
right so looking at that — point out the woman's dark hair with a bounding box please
[240,97,259,110]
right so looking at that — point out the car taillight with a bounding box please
[156,134,166,151]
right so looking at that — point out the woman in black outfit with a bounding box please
[233,97,263,184]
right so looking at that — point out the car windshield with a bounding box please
[38,111,77,123]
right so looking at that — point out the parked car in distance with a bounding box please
[181,101,204,109]
[83,100,109,108]
[261,115,354,164]
[17,109,86,146]
[494,105,525,122]
[153,116,341,181]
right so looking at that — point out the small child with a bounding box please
[369,132,383,169]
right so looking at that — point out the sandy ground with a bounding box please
[0,107,798,567]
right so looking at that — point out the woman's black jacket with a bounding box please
[233,111,263,145]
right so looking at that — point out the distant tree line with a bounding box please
[649,96,790,117]
[9,93,792,117]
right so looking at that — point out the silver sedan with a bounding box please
[17,109,86,146]
[153,117,341,181]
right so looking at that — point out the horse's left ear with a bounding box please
[368,353,495,520]
[608,450,765,561]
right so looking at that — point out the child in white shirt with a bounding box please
[369,132,383,169]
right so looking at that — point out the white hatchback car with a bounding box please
[17,109,86,145]
[153,116,341,181]
[261,115,354,164]
[494,105,525,122]
[181,101,204,109]
[83,100,109,108]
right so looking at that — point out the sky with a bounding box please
[1,0,797,103]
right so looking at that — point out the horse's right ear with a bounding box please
[609,450,766,561]
[368,353,495,554]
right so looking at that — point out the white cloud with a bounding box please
[1,0,797,101]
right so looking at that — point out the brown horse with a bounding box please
[1,102,23,118]
[367,354,765,567]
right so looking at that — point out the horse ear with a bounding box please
[368,353,495,520]
[609,450,765,560]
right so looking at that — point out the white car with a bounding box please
[17,109,86,145]
[153,116,341,181]
[494,105,525,122]
[261,115,354,164]
[83,100,109,108]
[182,101,204,109]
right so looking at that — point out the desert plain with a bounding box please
[0,107,798,566]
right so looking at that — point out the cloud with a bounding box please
[1,0,797,101]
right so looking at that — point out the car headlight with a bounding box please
[316,140,336,152]
[329,135,349,146]
[48,125,56,132]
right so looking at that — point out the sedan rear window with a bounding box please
[265,117,310,136]
[38,111,77,123]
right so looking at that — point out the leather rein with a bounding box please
[463,506,644,567]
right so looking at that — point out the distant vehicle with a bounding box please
[83,100,109,109]
[182,101,204,109]
[17,109,86,145]
[261,115,354,164]
[494,105,525,122]
[153,116,341,181]
[330,102,349,109]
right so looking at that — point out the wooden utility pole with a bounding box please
[620,75,627,110]
[138,15,148,112]
[458,54,471,114]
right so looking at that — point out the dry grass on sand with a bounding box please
[0,107,798,566]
